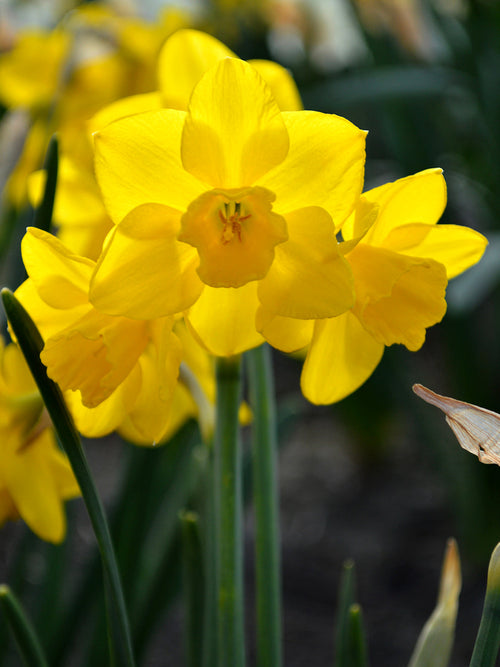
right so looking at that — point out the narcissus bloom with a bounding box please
[297,169,488,403]
[91,57,366,356]
[16,228,182,442]
[0,338,79,543]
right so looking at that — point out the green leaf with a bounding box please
[0,584,49,667]
[408,538,461,667]
[32,135,58,233]
[1,288,135,667]
[180,511,205,667]
[335,559,357,667]
[470,542,500,667]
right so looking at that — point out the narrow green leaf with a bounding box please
[408,538,461,667]
[32,135,58,233]
[180,511,205,667]
[470,542,500,667]
[0,584,49,667]
[335,559,357,667]
[346,604,369,667]
[1,288,135,667]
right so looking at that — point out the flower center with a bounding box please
[179,187,288,289]
[219,201,251,245]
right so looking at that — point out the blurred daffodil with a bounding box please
[0,338,79,543]
[91,57,365,356]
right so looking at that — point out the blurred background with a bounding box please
[1,0,500,665]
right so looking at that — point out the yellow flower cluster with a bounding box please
[0,13,488,490]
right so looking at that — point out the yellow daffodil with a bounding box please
[0,338,79,543]
[295,168,488,403]
[16,227,187,443]
[0,30,70,111]
[91,57,366,356]
[17,227,177,409]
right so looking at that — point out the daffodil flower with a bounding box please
[300,168,488,403]
[16,228,226,445]
[0,338,79,543]
[91,57,365,356]
[261,169,488,403]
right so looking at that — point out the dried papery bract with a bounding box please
[412,384,500,465]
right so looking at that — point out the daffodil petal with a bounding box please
[158,29,235,109]
[258,207,354,319]
[120,327,182,444]
[21,228,94,309]
[68,365,140,438]
[350,244,448,351]
[249,60,302,111]
[94,108,204,223]
[186,282,264,356]
[48,446,80,498]
[7,431,66,543]
[256,307,313,353]
[15,279,90,341]
[258,111,366,223]
[182,58,289,188]
[41,310,149,408]
[301,313,384,404]
[90,203,203,319]
[88,92,163,135]
[382,223,488,279]
[362,168,447,246]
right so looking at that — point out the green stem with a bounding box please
[470,543,500,667]
[0,585,48,667]
[1,289,135,667]
[214,356,245,667]
[246,344,282,667]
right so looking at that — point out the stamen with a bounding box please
[219,201,251,244]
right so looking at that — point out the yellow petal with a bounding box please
[121,326,182,444]
[362,168,447,246]
[41,310,149,408]
[28,159,105,227]
[90,203,203,319]
[381,223,488,279]
[158,29,235,109]
[258,111,366,223]
[256,307,313,353]
[182,58,289,188]
[249,60,303,111]
[21,228,94,309]
[94,108,204,224]
[186,283,264,356]
[15,278,90,342]
[0,30,70,109]
[88,92,163,136]
[350,244,448,351]
[67,366,141,438]
[258,207,354,319]
[6,430,68,543]
[340,198,380,247]
[301,312,384,404]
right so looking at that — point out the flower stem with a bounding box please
[0,585,48,667]
[246,344,283,667]
[214,356,245,667]
[1,289,135,667]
